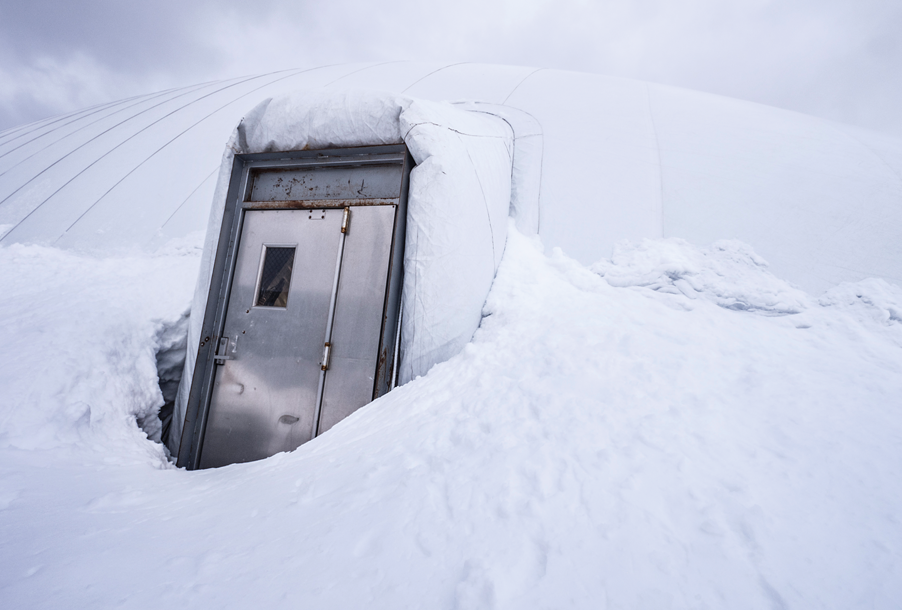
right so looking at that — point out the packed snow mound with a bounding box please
[2,231,902,608]
[590,237,810,314]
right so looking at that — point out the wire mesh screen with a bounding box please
[256,246,296,307]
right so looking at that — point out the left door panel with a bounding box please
[199,208,342,468]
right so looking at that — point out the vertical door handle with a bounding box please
[214,335,238,364]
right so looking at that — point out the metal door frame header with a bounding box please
[240,144,408,209]
[177,144,412,469]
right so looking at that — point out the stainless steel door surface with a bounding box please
[318,205,397,434]
[178,145,412,470]
[200,208,343,468]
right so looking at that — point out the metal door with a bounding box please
[199,208,341,468]
[198,205,397,468]
[178,145,412,470]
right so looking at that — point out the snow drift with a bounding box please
[2,64,902,609]
[2,229,902,608]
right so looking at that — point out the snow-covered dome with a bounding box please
[1,62,900,294]
[3,63,902,608]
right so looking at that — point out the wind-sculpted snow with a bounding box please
[819,279,902,347]
[1,231,901,608]
[591,237,810,315]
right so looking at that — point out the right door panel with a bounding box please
[318,205,398,434]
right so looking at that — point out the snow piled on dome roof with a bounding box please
[1,229,901,608]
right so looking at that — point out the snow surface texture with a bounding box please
[0,241,200,456]
[170,90,520,454]
[2,229,902,609]
[591,238,811,315]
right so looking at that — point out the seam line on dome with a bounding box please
[52,66,341,243]
[400,63,469,94]
[501,68,543,105]
[0,69,309,245]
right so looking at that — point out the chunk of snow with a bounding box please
[1,231,901,608]
[819,278,902,347]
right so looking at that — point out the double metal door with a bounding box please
[177,145,410,470]
[199,204,397,468]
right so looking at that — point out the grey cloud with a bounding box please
[2,0,902,137]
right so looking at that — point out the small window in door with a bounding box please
[255,246,296,307]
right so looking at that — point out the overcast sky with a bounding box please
[2,0,901,137]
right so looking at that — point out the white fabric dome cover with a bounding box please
[2,62,900,295]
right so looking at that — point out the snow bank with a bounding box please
[169,90,519,454]
[0,241,200,455]
[2,233,902,608]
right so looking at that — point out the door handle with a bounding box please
[214,335,238,364]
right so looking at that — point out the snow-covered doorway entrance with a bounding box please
[177,145,411,469]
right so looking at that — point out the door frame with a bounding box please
[177,144,412,469]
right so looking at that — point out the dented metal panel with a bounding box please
[198,209,343,468]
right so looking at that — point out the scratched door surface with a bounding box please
[200,208,342,468]
[199,205,398,468]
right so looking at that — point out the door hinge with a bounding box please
[341,207,351,234]
[321,342,332,370]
